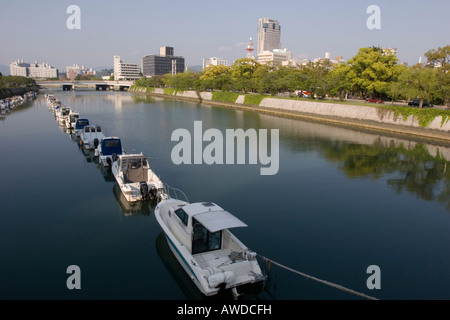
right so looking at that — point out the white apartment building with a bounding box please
[113,56,141,81]
[257,18,281,55]
[257,49,292,65]
[202,57,228,69]
[10,59,58,78]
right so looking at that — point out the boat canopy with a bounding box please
[101,138,122,156]
[75,119,89,130]
[193,210,248,233]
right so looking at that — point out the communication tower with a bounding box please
[246,37,255,59]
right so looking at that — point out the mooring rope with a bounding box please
[257,254,379,300]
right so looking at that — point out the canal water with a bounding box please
[1,90,450,300]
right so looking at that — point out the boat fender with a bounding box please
[106,157,112,166]
[94,138,99,148]
[207,271,235,288]
[112,154,118,162]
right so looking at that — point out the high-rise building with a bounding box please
[10,59,58,78]
[257,18,281,55]
[113,56,141,81]
[142,47,185,77]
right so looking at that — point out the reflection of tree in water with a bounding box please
[321,138,450,210]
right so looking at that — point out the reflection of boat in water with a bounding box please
[113,183,153,217]
[155,199,265,297]
[78,142,97,163]
[155,232,263,300]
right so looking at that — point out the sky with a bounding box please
[1,0,449,73]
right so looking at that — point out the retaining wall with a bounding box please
[130,87,450,138]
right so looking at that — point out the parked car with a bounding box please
[365,97,384,104]
[408,100,433,108]
[295,90,311,98]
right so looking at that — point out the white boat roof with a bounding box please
[183,202,248,233]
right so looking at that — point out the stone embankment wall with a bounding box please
[130,87,450,140]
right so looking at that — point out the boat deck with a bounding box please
[194,249,247,269]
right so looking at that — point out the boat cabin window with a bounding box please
[84,127,90,133]
[96,126,101,132]
[174,208,189,226]
[191,218,222,255]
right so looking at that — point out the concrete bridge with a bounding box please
[36,80,134,91]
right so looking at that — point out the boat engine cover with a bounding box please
[208,271,235,288]
[140,181,149,199]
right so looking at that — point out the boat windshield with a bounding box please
[102,139,122,155]
[192,218,222,255]
[121,157,144,171]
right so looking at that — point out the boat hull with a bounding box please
[155,199,264,297]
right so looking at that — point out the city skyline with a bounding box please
[1,0,449,74]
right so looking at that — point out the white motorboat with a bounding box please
[56,106,70,126]
[155,199,265,297]
[74,118,90,136]
[66,110,80,129]
[95,136,124,167]
[111,153,167,203]
[80,125,105,150]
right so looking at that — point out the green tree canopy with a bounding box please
[344,47,402,98]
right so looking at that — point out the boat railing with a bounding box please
[164,184,189,203]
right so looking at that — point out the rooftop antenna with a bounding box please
[246,37,255,59]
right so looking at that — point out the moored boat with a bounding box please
[74,118,90,136]
[111,153,167,202]
[155,199,265,297]
[66,110,80,129]
[80,124,105,150]
[95,136,124,167]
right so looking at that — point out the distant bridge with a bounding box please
[35,80,134,91]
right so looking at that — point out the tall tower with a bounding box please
[257,18,281,55]
[246,37,255,59]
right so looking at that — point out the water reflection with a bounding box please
[312,138,449,210]
[112,183,154,217]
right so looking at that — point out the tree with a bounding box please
[425,45,450,107]
[326,63,351,101]
[200,65,232,91]
[345,47,402,98]
[229,58,260,92]
[300,61,331,99]
[398,64,439,108]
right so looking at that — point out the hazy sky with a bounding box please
[1,0,449,72]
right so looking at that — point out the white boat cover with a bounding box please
[193,210,248,233]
